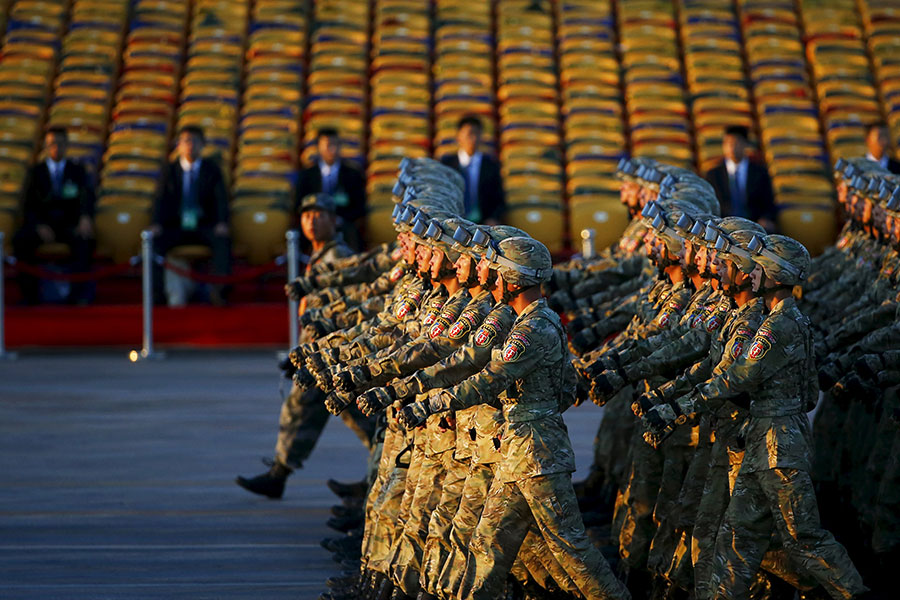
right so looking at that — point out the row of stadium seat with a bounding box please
[619,0,694,171]
[799,0,881,163]
[495,0,565,252]
[678,0,754,175]
[432,0,497,161]
[47,0,129,176]
[859,1,900,148]
[556,0,629,251]
[737,0,835,255]
[93,0,189,262]
[302,0,368,168]
[365,0,432,246]
[229,0,306,265]
[0,0,68,218]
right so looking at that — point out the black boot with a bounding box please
[328,477,369,499]
[416,593,438,600]
[322,534,362,554]
[363,572,385,600]
[235,460,292,499]
[327,512,364,533]
[332,504,364,519]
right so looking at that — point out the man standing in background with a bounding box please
[441,115,506,225]
[296,128,366,249]
[705,125,776,232]
[865,122,900,174]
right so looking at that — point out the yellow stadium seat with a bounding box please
[231,206,290,265]
[95,205,152,263]
[777,206,835,256]
[504,205,565,253]
[569,197,631,251]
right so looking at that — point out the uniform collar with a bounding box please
[517,298,546,320]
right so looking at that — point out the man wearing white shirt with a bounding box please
[865,122,900,174]
[151,126,231,305]
[296,128,366,249]
[441,115,506,225]
[14,127,95,304]
[705,125,776,232]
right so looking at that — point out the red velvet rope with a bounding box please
[5,258,138,282]
[158,256,285,284]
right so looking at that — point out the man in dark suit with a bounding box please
[705,125,777,232]
[14,127,96,304]
[150,126,231,305]
[440,115,506,225]
[865,122,900,174]
[295,127,366,249]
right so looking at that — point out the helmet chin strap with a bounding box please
[462,268,479,289]
[500,281,526,304]
[481,269,498,292]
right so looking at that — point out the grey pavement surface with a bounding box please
[0,351,603,600]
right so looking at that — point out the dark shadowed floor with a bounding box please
[0,351,603,600]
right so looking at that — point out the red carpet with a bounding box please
[5,303,290,348]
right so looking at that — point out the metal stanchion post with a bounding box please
[130,230,165,362]
[0,232,18,360]
[286,229,300,349]
[581,228,596,260]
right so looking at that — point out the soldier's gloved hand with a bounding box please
[855,354,885,382]
[324,391,352,415]
[548,291,575,314]
[357,386,397,417]
[285,275,318,301]
[832,373,868,404]
[570,329,598,355]
[581,358,606,380]
[632,389,662,417]
[292,366,315,388]
[567,311,595,334]
[590,374,621,407]
[278,355,297,380]
[817,362,842,391]
[303,319,333,340]
[594,371,625,396]
[397,400,434,429]
[644,403,678,433]
[334,365,372,393]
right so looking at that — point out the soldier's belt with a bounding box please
[503,400,560,423]
[748,398,805,418]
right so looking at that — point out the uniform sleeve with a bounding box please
[624,328,709,382]
[697,317,791,402]
[436,319,556,412]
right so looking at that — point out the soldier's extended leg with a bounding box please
[419,452,469,596]
[438,462,493,597]
[458,473,629,600]
[617,426,665,574]
[711,468,867,600]
[389,446,450,595]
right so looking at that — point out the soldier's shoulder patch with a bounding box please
[448,310,478,340]
[747,327,776,360]
[729,327,754,359]
[502,331,531,362]
[389,265,405,282]
[705,313,722,332]
[475,315,502,347]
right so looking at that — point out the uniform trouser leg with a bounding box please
[617,428,664,571]
[691,463,730,600]
[361,422,403,562]
[517,527,582,597]
[275,382,373,470]
[365,429,415,572]
[391,450,449,595]
[458,473,629,600]
[369,434,425,574]
[872,430,900,556]
[594,388,635,491]
[439,462,494,598]
[275,382,327,469]
[711,468,867,600]
[420,453,470,595]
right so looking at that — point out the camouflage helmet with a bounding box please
[713,229,759,275]
[424,216,471,263]
[748,234,810,286]
[490,235,553,287]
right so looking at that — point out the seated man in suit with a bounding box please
[295,127,366,250]
[14,127,96,304]
[865,121,900,174]
[705,125,777,232]
[441,114,506,225]
[150,126,231,305]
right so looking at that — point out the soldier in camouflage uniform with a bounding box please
[396,236,630,600]
[236,193,363,499]
[649,234,868,600]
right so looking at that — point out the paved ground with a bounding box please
[0,351,603,600]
